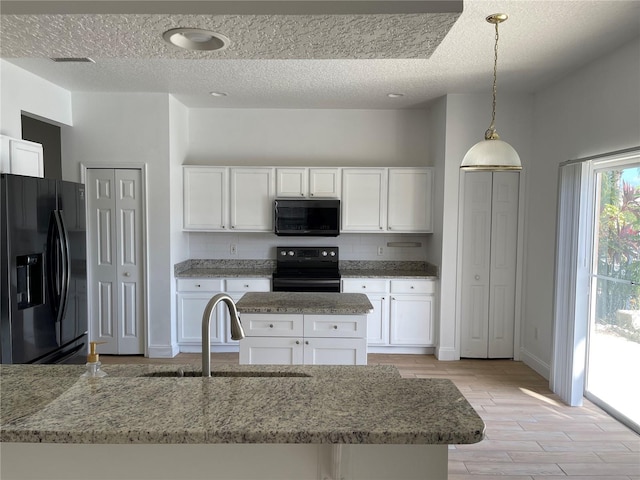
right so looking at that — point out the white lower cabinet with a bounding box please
[176,277,270,351]
[342,278,436,350]
[239,313,367,365]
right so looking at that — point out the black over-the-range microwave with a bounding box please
[274,198,340,236]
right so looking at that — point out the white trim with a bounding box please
[520,347,550,380]
[148,343,180,358]
[368,346,435,355]
[80,162,150,357]
[434,346,457,361]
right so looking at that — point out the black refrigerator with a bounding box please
[1,174,88,364]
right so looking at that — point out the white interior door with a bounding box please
[460,172,519,358]
[87,168,144,354]
[460,172,492,358]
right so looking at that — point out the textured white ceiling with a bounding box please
[1,0,639,109]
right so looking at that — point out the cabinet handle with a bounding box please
[379,226,383,230]
[333,325,338,330]
[295,340,300,345]
[244,284,249,288]
[231,225,235,229]
[391,297,396,301]
[410,285,414,289]
[310,193,314,197]
[222,225,226,229]
[269,324,274,328]
[388,226,392,230]
[305,341,309,345]
[362,285,366,289]
[300,193,304,196]
[195,284,201,288]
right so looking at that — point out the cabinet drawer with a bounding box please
[242,313,303,336]
[177,279,223,291]
[341,279,388,294]
[390,280,435,294]
[226,278,271,292]
[303,314,367,338]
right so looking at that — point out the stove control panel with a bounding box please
[276,247,339,263]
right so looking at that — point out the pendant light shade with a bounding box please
[461,13,522,171]
[461,138,521,171]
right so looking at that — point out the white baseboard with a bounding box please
[520,347,550,380]
[435,346,458,361]
[367,346,434,355]
[180,345,240,354]
[147,343,180,358]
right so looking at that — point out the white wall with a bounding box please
[62,92,174,357]
[187,108,431,166]
[523,36,640,378]
[0,60,72,139]
[169,96,191,354]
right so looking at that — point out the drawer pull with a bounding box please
[305,341,309,345]
[295,340,300,345]
[244,284,249,288]
[410,285,415,289]
[333,325,338,330]
[195,284,201,288]
[362,285,366,289]
[269,324,274,328]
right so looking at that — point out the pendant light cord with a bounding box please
[485,21,500,140]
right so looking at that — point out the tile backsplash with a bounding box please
[188,232,429,261]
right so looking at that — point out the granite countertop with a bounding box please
[1,364,485,445]
[174,260,439,279]
[236,292,373,314]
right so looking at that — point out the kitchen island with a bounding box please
[236,292,372,365]
[1,363,484,480]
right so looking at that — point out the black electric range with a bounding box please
[272,246,340,293]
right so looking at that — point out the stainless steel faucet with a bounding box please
[202,293,245,377]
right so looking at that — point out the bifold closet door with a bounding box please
[87,168,144,354]
[460,171,519,358]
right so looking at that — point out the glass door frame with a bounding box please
[584,154,640,433]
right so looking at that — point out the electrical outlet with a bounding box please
[377,246,383,256]
[230,244,237,255]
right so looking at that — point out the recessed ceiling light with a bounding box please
[163,28,229,51]
[387,93,405,98]
[209,92,228,97]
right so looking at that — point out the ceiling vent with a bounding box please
[50,57,95,63]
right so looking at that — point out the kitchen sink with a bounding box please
[140,370,311,378]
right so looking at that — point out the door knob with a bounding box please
[475,275,480,280]
[123,272,131,277]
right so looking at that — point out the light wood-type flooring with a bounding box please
[101,353,640,479]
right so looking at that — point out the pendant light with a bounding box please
[461,13,522,171]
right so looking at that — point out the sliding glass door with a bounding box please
[586,163,640,431]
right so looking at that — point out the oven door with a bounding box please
[272,276,341,293]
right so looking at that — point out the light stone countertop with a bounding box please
[174,260,439,279]
[236,292,373,314]
[0,364,485,445]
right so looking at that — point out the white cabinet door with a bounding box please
[389,295,434,346]
[459,171,519,358]
[309,168,340,197]
[387,168,433,232]
[239,337,304,365]
[341,168,387,232]
[177,293,224,344]
[276,168,307,197]
[183,166,228,230]
[230,168,275,231]
[0,135,44,177]
[303,338,367,365]
[364,294,389,345]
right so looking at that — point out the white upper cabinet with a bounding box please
[230,167,275,231]
[276,167,340,198]
[341,168,387,232]
[0,135,44,178]
[387,168,433,233]
[308,168,341,197]
[183,166,228,230]
[276,168,308,197]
